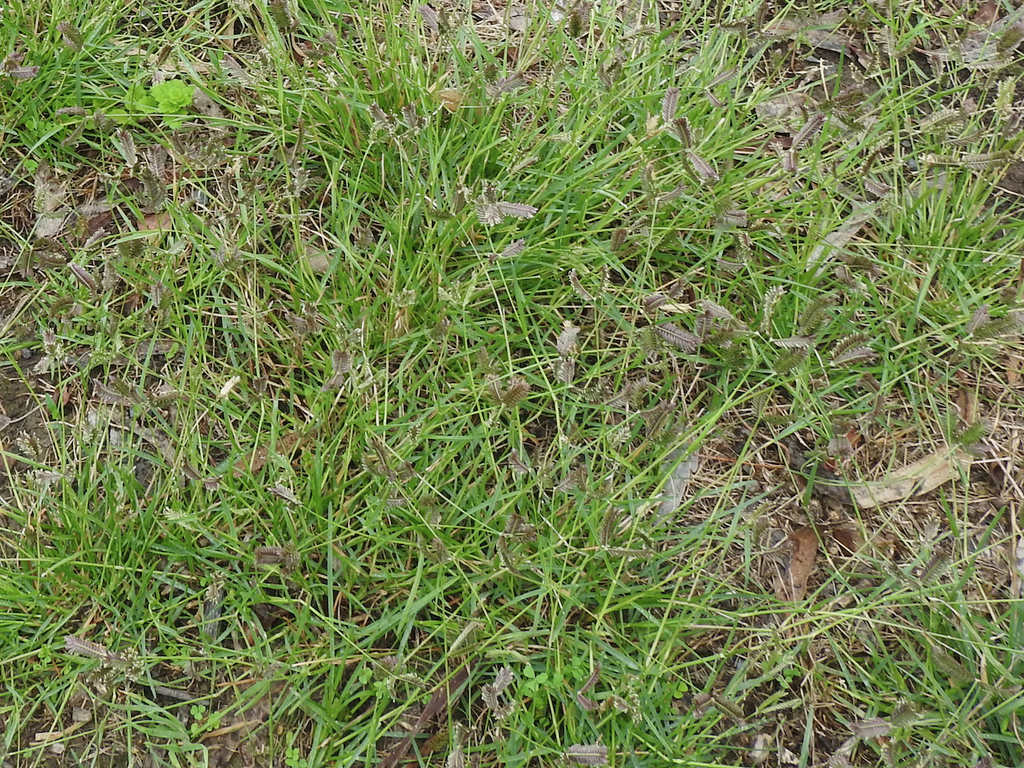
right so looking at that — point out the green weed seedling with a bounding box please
[147,79,194,127]
[94,80,194,127]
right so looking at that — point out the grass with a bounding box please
[2,0,1024,766]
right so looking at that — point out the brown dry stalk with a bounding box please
[379,662,472,768]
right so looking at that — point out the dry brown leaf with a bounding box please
[955,385,979,424]
[1005,351,1020,385]
[832,524,863,555]
[234,431,305,476]
[974,1,1000,26]
[220,54,253,84]
[806,205,876,277]
[763,11,845,38]
[762,14,858,58]
[754,92,816,124]
[136,427,178,466]
[928,8,1024,70]
[775,527,818,601]
[301,247,332,273]
[749,733,772,764]
[507,5,528,32]
[847,444,971,509]
[436,88,462,113]
[140,211,173,231]
[192,88,225,119]
[655,444,698,526]
[32,172,69,241]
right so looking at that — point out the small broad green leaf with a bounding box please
[150,79,194,111]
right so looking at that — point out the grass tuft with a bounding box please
[2,0,1024,766]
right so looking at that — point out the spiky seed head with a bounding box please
[654,322,701,352]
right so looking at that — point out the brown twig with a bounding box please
[379,661,472,768]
